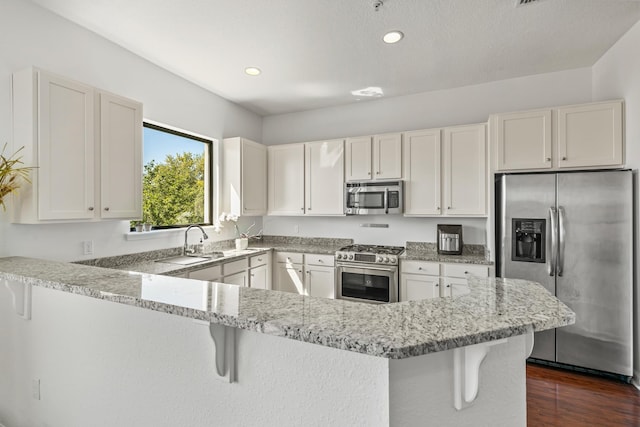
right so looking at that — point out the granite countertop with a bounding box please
[0,256,574,359]
[76,236,353,276]
[402,242,493,265]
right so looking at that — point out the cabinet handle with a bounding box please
[418,267,423,270]
[562,156,567,161]
[376,171,380,175]
[306,270,310,274]
[88,207,94,211]
[258,258,262,262]
[436,207,440,210]
[435,284,439,287]
[301,207,304,211]
[367,172,371,175]
[546,157,551,162]
[104,207,110,211]
[447,206,451,210]
[447,284,451,288]
[318,259,323,263]
[298,270,302,273]
[251,274,255,277]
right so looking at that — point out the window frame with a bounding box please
[141,121,214,229]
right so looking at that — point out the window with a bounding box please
[140,122,212,228]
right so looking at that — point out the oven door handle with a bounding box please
[337,264,397,273]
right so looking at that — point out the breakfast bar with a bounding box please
[0,256,574,426]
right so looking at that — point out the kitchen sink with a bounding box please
[154,254,221,265]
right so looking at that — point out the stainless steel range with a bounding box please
[335,244,405,304]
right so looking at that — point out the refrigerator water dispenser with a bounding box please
[512,219,545,263]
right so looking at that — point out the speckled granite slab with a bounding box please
[1,256,574,359]
[258,235,353,254]
[403,242,493,265]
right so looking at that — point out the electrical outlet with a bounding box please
[82,240,94,255]
[32,379,40,400]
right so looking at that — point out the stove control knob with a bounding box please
[377,256,383,263]
[337,254,342,259]
[384,257,390,263]
[348,255,354,260]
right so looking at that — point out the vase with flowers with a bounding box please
[0,144,34,211]
[215,212,261,250]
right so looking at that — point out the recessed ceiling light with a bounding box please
[245,67,261,76]
[383,31,404,44]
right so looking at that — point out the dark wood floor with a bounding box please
[527,363,640,426]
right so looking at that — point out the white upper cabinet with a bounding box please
[345,136,372,181]
[403,129,441,216]
[221,137,267,217]
[305,139,344,215]
[268,143,305,215]
[496,109,552,171]
[443,124,487,216]
[494,100,624,172]
[373,133,402,179]
[11,67,143,223]
[36,70,95,221]
[100,92,143,219]
[345,133,401,181]
[557,101,623,169]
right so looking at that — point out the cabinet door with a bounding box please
[305,139,344,215]
[345,136,372,181]
[305,265,335,299]
[496,110,552,171]
[557,101,623,169]
[249,264,269,290]
[188,265,222,281]
[400,274,440,301]
[442,277,470,298]
[268,144,305,215]
[274,262,305,294]
[37,71,95,220]
[99,92,142,219]
[443,124,487,216]
[374,133,402,179]
[223,271,248,287]
[403,129,441,216]
[242,140,267,215]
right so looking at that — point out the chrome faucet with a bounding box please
[184,225,209,255]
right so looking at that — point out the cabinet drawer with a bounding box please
[304,254,335,267]
[188,265,222,281]
[222,258,248,276]
[250,253,269,267]
[401,260,440,276]
[275,252,304,264]
[441,263,488,278]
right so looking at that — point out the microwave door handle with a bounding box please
[384,188,389,214]
[548,207,557,276]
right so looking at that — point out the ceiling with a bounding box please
[29,0,640,116]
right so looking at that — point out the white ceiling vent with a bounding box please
[515,0,545,7]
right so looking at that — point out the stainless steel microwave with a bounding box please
[344,181,403,215]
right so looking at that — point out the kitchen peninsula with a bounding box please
[0,255,573,427]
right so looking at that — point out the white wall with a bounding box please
[0,0,262,261]
[261,68,594,246]
[592,19,640,388]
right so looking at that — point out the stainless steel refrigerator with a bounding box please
[497,170,633,378]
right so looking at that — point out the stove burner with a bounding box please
[338,244,405,255]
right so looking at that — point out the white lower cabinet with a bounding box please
[273,252,336,298]
[401,274,441,301]
[223,271,248,287]
[400,260,490,301]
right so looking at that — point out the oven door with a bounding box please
[337,264,398,304]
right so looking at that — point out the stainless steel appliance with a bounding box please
[437,224,463,255]
[336,244,405,303]
[344,181,403,215]
[497,170,633,379]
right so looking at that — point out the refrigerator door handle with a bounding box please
[557,206,565,277]
[548,207,557,276]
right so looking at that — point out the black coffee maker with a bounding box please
[437,224,463,255]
